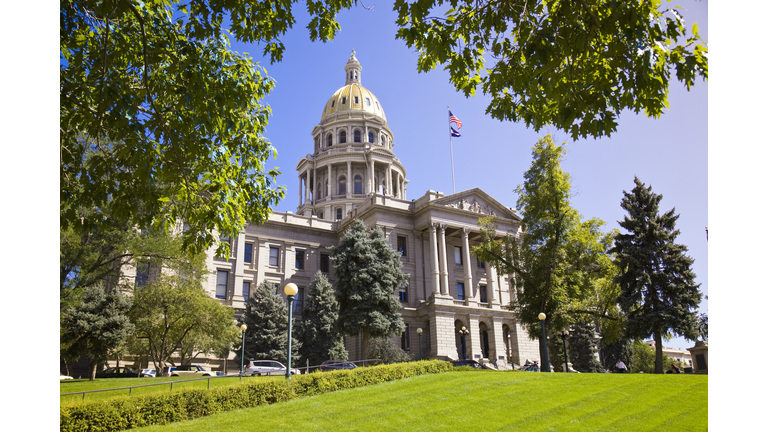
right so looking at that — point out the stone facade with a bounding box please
[181,52,540,370]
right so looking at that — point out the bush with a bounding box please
[61,360,451,431]
[368,337,412,364]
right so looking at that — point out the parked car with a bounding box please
[319,360,357,372]
[214,371,226,377]
[167,365,216,377]
[245,360,301,376]
[140,369,156,377]
[95,367,140,378]
[60,374,73,380]
[451,360,484,369]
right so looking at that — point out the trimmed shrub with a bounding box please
[61,360,451,431]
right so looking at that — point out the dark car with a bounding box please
[95,367,140,378]
[319,360,357,371]
[451,360,484,369]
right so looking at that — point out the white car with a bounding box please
[140,369,156,377]
[60,374,73,380]
[245,360,301,376]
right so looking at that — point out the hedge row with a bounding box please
[61,360,452,431]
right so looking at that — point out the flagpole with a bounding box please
[448,106,455,194]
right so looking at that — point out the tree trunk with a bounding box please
[361,330,370,361]
[89,361,97,381]
[654,332,664,374]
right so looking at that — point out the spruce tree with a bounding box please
[610,177,702,373]
[297,271,348,366]
[331,219,408,359]
[568,320,603,373]
[235,281,301,366]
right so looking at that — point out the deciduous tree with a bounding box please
[61,284,135,380]
[297,271,348,367]
[331,219,408,359]
[610,177,702,373]
[475,135,616,366]
[394,0,708,140]
[235,281,301,366]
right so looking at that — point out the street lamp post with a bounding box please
[559,329,570,373]
[416,328,423,360]
[538,313,551,372]
[458,326,469,360]
[284,283,298,380]
[239,324,247,376]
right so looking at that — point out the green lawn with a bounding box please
[128,371,707,431]
[60,375,278,405]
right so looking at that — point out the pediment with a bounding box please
[432,188,521,221]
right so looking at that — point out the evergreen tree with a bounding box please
[331,219,409,359]
[601,337,634,373]
[547,333,566,372]
[61,285,135,380]
[568,320,603,373]
[297,271,348,367]
[610,177,702,373]
[235,281,301,366]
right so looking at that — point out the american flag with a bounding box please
[449,110,462,130]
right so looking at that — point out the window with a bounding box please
[454,246,462,265]
[294,287,305,313]
[327,133,333,147]
[368,132,374,143]
[399,288,408,302]
[397,236,407,256]
[354,175,363,194]
[354,95,359,104]
[477,257,485,269]
[366,98,371,106]
[135,261,150,288]
[269,246,280,267]
[375,101,379,110]
[350,71,353,80]
[338,175,346,195]
[457,282,465,300]
[295,250,305,270]
[354,130,361,143]
[216,270,228,299]
[318,211,324,220]
[479,285,488,303]
[320,253,330,273]
[342,96,347,105]
[336,207,342,220]
[242,281,251,299]
[244,243,253,263]
[340,130,346,143]
[380,135,384,145]
[331,100,335,108]
[401,323,410,351]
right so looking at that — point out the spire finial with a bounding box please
[351,49,356,59]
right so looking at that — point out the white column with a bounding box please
[386,165,392,196]
[429,223,440,296]
[305,170,310,204]
[487,263,498,305]
[437,224,449,296]
[347,160,352,198]
[298,172,303,207]
[462,228,473,299]
[327,164,332,200]
[312,164,317,205]
[368,158,374,194]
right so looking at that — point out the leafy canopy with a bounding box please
[60,0,356,256]
[394,0,708,140]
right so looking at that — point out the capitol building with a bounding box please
[203,51,540,368]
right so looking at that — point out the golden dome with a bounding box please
[320,50,387,122]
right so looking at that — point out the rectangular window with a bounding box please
[294,287,305,313]
[216,271,228,299]
[244,244,253,263]
[242,281,251,299]
[397,236,407,256]
[457,282,465,301]
[399,288,408,303]
[135,261,149,288]
[454,246,462,265]
[479,285,488,303]
[295,250,305,270]
[269,246,280,267]
[401,323,411,351]
[477,256,485,269]
[336,208,342,220]
[320,253,330,273]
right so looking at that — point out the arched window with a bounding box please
[354,130,361,143]
[380,135,384,145]
[350,72,353,80]
[338,176,346,195]
[354,175,363,194]
[340,131,347,144]
[368,132,374,143]
[327,133,333,147]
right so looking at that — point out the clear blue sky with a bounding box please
[229,1,709,350]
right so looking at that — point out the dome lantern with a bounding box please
[345,49,362,85]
